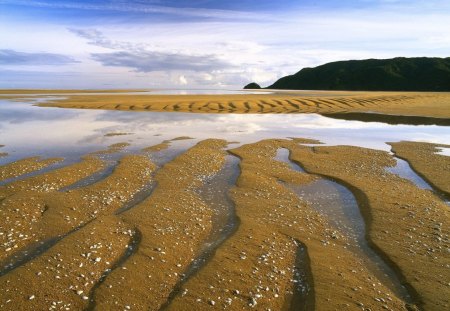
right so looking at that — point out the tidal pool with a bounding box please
[1,98,449,165]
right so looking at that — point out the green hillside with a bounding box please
[266,57,450,91]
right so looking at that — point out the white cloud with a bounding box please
[178,75,187,85]
[91,50,233,72]
[1,2,450,88]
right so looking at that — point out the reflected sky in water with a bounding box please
[0,89,272,97]
[437,147,450,156]
[1,98,449,164]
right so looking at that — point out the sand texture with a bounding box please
[24,91,450,118]
[0,156,104,200]
[0,157,63,182]
[167,139,408,311]
[92,139,228,310]
[0,138,448,311]
[289,144,450,311]
[390,141,450,197]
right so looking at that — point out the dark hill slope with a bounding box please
[244,82,261,89]
[267,57,450,91]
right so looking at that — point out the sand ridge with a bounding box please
[0,154,155,310]
[0,157,64,182]
[92,139,228,310]
[0,156,104,200]
[289,144,450,310]
[0,138,448,310]
[0,155,153,264]
[91,142,131,155]
[26,91,450,118]
[167,139,408,311]
[389,141,450,198]
[104,132,133,137]
[141,137,194,153]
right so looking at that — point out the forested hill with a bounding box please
[266,57,450,91]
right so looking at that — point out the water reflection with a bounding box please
[0,100,77,124]
[0,89,271,96]
[148,89,272,95]
[0,99,449,164]
[387,157,433,190]
[323,112,450,126]
[437,147,450,156]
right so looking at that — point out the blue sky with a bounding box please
[1,0,449,89]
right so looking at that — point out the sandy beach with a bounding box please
[0,89,449,310]
[25,91,450,119]
[2,0,450,309]
[1,132,449,310]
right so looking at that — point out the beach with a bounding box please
[0,91,449,310]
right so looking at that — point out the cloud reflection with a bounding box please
[1,100,449,163]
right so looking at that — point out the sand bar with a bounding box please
[390,141,450,198]
[0,138,448,310]
[24,91,450,118]
[289,144,450,310]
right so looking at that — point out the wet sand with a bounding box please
[167,139,410,311]
[0,135,448,310]
[141,137,193,153]
[288,144,449,310]
[92,139,228,310]
[25,91,450,118]
[390,141,450,198]
[0,157,63,182]
[104,132,133,137]
[1,87,448,311]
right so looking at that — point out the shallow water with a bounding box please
[86,228,142,310]
[387,156,450,204]
[387,157,433,191]
[437,147,450,156]
[0,89,271,96]
[0,219,95,277]
[114,143,189,215]
[275,148,305,172]
[161,154,240,309]
[289,240,314,311]
[0,95,448,309]
[1,98,449,166]
[274,149,413,303]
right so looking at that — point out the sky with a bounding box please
[0,0,449,89]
